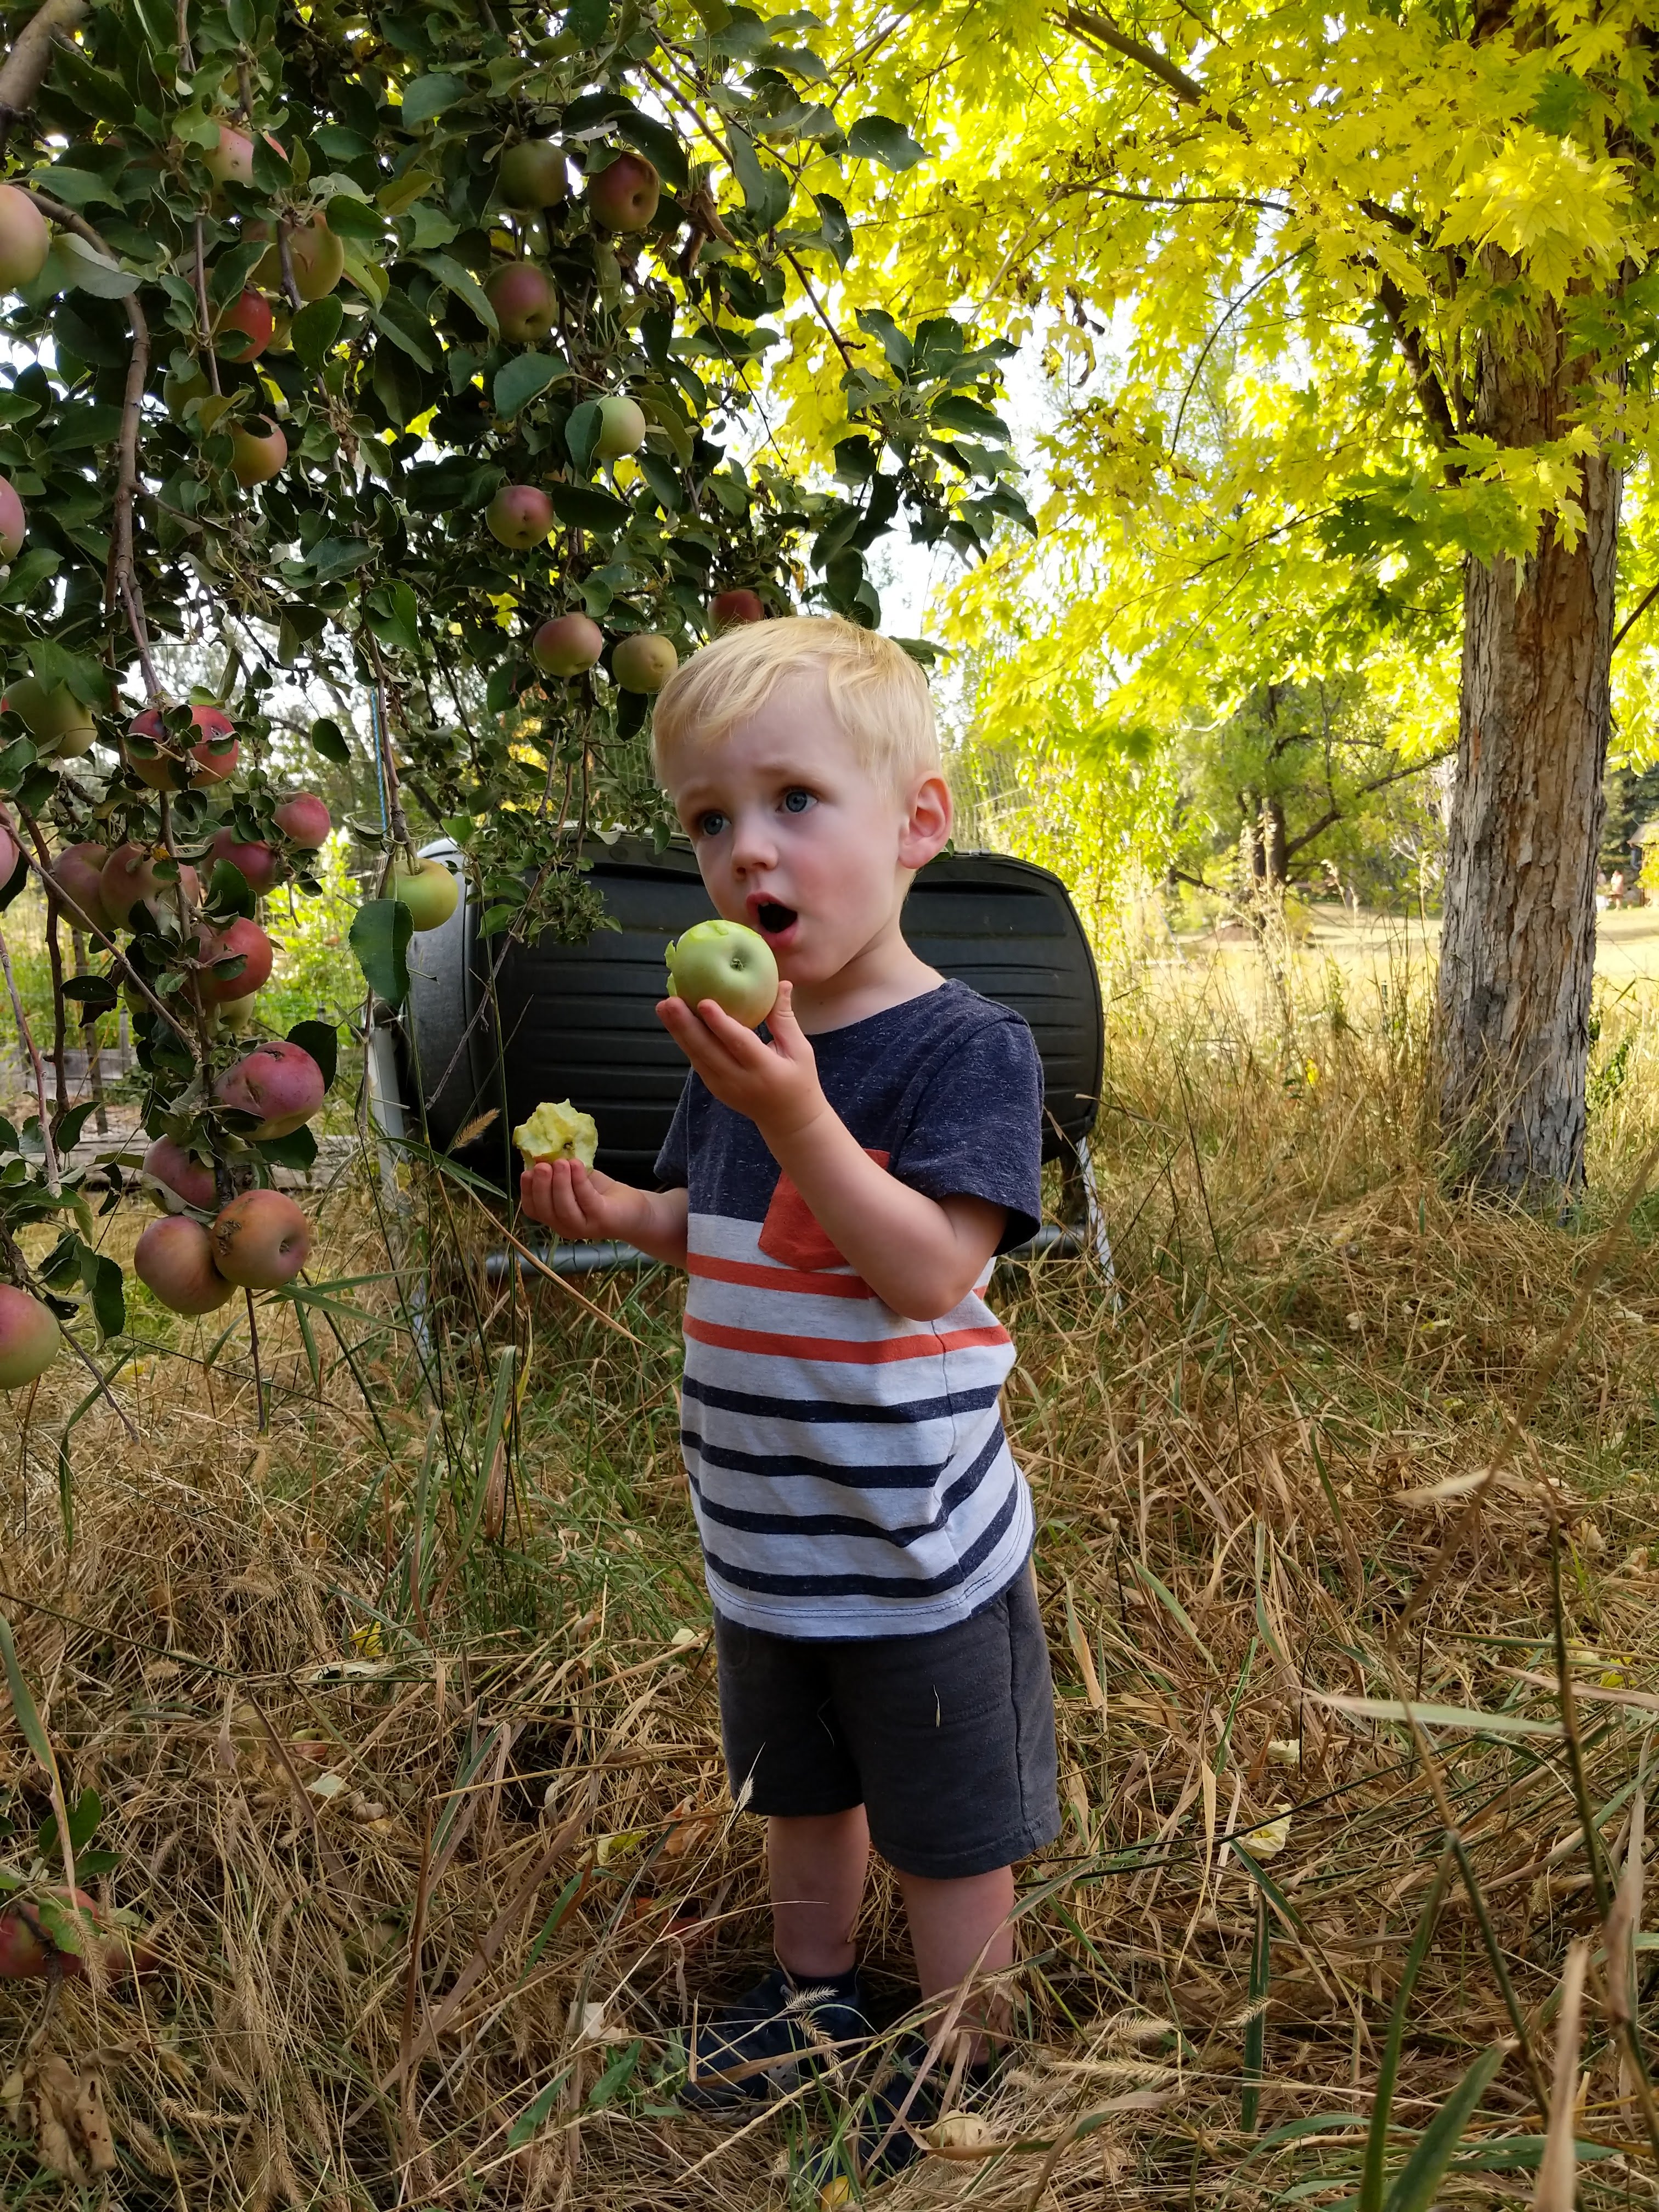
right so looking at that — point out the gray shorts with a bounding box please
[713,1563,1060,1880]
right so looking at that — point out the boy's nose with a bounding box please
[729,814,777,873]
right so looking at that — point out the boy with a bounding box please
[522,616,1059,2166]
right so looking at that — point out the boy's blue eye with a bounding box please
[696,810,728,837]
[782,788,815,814]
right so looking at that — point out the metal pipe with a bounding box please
[482,1219,1092,1284]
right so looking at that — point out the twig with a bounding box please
[363,638,413,855]
[68,928,108,1135]
[193,218,222,396]
[19,188,159,699]
[0,920,59,1193]
[245,1287,265,1433]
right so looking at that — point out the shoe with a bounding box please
[803,2034,997,2194]
[684,1962,872,2108]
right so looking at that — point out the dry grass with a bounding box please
[1,949,1657,2209]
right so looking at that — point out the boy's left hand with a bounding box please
[657,980,828,1142]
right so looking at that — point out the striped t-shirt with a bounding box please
[655,978,1044,1640]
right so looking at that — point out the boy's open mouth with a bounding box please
[754,900,797,937]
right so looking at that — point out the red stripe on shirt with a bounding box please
[684,1316,1011,1363]
[689,1252,874,1299]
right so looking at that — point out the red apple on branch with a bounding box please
[213,1040,325,1137]
[486,261,557,345]
[142,1136,218,1213]
[273,793,331,848]
[0,1284,60,1389]
[202,124,254,189]
[210,1190,312,1289]
[101,845,200,928]
[134,1216,237,1314]
[229,415,287,488]
[0,475,26,560]
[712,588,766,627]
[533,613,605,676]
[487,484,554,550]
[214,289,273,362]
[47,842,114,934]
[0,184,50,292]
[194,916,273,1006]
[129,703,239,789]
[208,828,282,892]
[586,151,660,231]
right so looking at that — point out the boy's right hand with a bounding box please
[519,1157,633,1241]
[518,1160,691,1269]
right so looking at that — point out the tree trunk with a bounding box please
[1436,315,1621,1197]
[1261,794,1287,887]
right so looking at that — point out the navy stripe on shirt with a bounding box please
[682,1433,954,1490]
[688,1423,1008,1549]
[682,1374,1003,1427]
[699,1475,1021,1602]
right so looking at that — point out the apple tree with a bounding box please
[0,0,1026,1394]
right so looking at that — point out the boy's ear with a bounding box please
[898,770,953,870]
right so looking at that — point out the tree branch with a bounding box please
[1373,270,1461,457]
[1280,747,1454,864]
[1613,575,1659,652]
[1170,249,1305,453]
[0,0,88,160]
[1059,4,1215,114]
[20,186,157,698]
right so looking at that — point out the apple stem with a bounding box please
[275,217,303,314]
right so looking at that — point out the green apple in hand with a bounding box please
[664,918,779,1028]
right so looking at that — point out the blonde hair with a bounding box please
[651,616,940,787]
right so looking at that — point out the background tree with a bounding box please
[1173,677,1450,908]
[805,0,1659,1193]
[0,0,1024,1391]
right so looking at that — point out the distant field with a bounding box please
[1173,898,1659,984]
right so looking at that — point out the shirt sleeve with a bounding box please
[653,1073,693,1189]
[888,1012,1045,1252]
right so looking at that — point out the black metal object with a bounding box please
[397,838,1103,1196]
